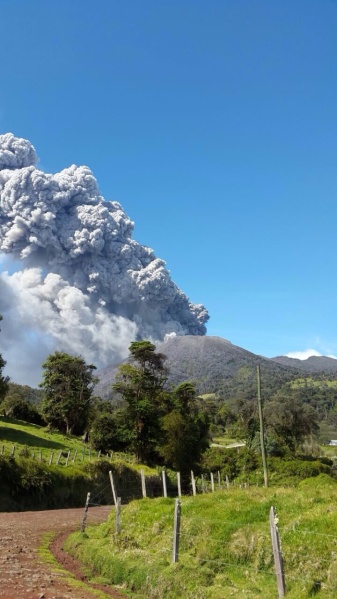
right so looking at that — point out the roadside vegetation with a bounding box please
[65,475,337,598]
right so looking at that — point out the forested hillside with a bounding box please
[94,335,337,444]
[95,335,302,400]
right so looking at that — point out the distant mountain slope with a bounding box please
[155,335,300,396]
[271,355,337,373]
[95,335,302,399]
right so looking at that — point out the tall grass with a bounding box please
[65,474,337,598]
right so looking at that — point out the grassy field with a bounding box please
[0,416,88,463]
[0,417,156,475]
[65,474,337,599]
[0,417,160,511]
[211,434,244,446]
[290,378,337,389]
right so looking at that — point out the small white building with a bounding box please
[328,440,337,446]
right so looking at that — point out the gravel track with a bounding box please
[0,506,124,599]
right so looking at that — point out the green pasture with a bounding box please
[290,377,337,389]
[0,416,88,464]
[65,475,337,598]
[0,417,157,478]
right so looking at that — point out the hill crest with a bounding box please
[95,335,301,398]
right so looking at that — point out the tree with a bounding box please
[1,395,44,425]
[265,392,319,452]
[113,341,168,462]
[0,315,9,402]
[90,408,131,452]
[40,352,97,434]
[159,382,210,471]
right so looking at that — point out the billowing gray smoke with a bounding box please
[0,133,208,385]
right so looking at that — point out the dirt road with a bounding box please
[0,506,124,599]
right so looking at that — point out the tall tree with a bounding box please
[113,341,168,462]
[265,392,319,452]
[159,382,210,472]
[40,352,97,434]
[0,315,9,402]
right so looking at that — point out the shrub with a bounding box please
[1,396,45,425]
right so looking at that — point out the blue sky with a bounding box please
[1,0,337,360]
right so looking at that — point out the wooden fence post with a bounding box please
[39,451,42,463]
[172,498,181,563]
[72,449,77,463]
[109,470,117,506]
[270,506,286,598]
[217,471,221,490]
[140,469,147,498]
[65,450,70,466]
[210,472,215,493]
[49,452,54,466]
[56,450,62,465]
[177,472,182,497]
[116,497,121,534]
[191,471,196,496]
[10,445,15,457]
[80,492,91,533]
[98,450,101,459]
[225,475,230,489]
[162,470,168,498]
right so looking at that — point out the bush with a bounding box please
[201,446,259,479]
[268,456,333,484]
[1,396,45,425]
[201,446,334,486]
[90,409,131,453]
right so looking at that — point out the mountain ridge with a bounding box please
[271,354,337,373]
[95,335,337,399]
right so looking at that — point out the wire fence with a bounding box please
[4,441,337,595]
[0,443,117,465]
[77,470,337,598]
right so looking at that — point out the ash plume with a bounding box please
[0,133,208,385]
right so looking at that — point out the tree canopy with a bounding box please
[160,382,210,471]
[40,352,97,435]
[113,341,169,461]
[112,341,210,468]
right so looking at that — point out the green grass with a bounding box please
[211,434,242,446]
[65,474,337,598]
[321,444,337,457]
[290,378,337,389]
[0,416,88,463]
[38,532,116,599]
[0,416,160,511]
[0,417,158,474]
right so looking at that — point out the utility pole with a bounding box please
[257,365,268,488]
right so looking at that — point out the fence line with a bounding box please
[79,469,337,598]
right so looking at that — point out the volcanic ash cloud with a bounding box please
[0,133,208,382]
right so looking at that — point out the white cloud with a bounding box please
[286,349,337,361]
